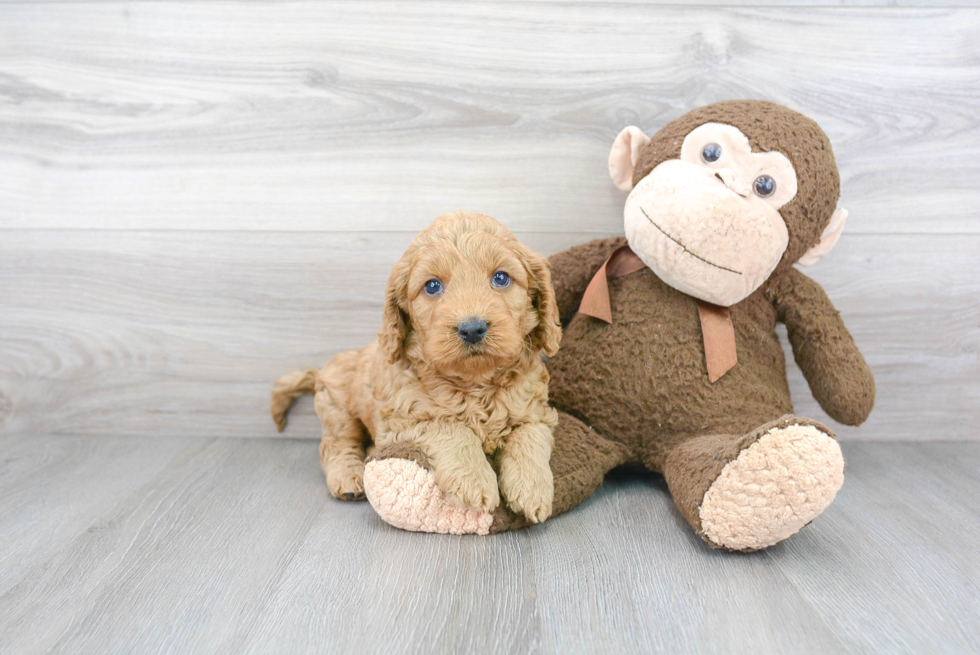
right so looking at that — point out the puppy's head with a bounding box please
[378,211,560,376]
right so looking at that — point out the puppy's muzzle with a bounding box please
[456,317,489,345]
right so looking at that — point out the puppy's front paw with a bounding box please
[498,458,554,524]
[325,460,366,500]
[436,461,500,513]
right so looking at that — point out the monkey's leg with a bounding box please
[662,415,844,552]
[362,412,629,535]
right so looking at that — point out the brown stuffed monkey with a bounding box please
[363,100,875,551]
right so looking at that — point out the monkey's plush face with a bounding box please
[609,100,848,308]
[622,123,798,306]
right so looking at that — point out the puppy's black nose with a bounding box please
[457,318,488,345]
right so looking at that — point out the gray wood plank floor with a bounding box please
[1,436,977,654]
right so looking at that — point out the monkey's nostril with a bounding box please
[715,171,748,197]
[457,318,489,345]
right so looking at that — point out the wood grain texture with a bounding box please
[3,1,976,6]
[772,442,980,653]
[1,1,978,443]
[0,436,977,654]
[0,3,978,235]
[2,230,978,440]
[1,4,977,653]
[0,434,200,595]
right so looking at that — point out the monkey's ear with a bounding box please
[798,208,848,266]
[608,126,651,192]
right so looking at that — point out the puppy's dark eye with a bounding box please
[753,175,776,197]
[491,271,511,288]
[701,143,722,164]
[423,279,443,296]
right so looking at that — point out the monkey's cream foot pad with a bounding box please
[699,424,845,551]
[363,458,494,535]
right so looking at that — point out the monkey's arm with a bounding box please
[548,236,627,326]
[768,267,875,426]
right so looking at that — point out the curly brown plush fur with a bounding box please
[537,102,874,550]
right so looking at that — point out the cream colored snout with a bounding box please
[623,159,790,307]
[609,121,846,300]
[711,167,751,197]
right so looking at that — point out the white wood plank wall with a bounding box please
[1,2,977,441]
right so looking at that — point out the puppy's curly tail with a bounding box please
[271,369,318,432]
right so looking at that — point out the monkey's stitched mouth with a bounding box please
[639,207,742,276]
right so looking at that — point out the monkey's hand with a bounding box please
[769,268,876,426]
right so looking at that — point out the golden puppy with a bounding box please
[271,211,561,522]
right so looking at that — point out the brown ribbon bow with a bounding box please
[577,245,738,383]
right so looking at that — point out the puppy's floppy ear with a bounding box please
[378,257,411,363]
[521,246,561,357]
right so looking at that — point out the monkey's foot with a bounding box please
[698,420,844,551]
[363,445,494,535]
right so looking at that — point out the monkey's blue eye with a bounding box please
[491,271,511,288]
[423,279,443,296]
[701,143,722,164]
[753,175,776,197]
